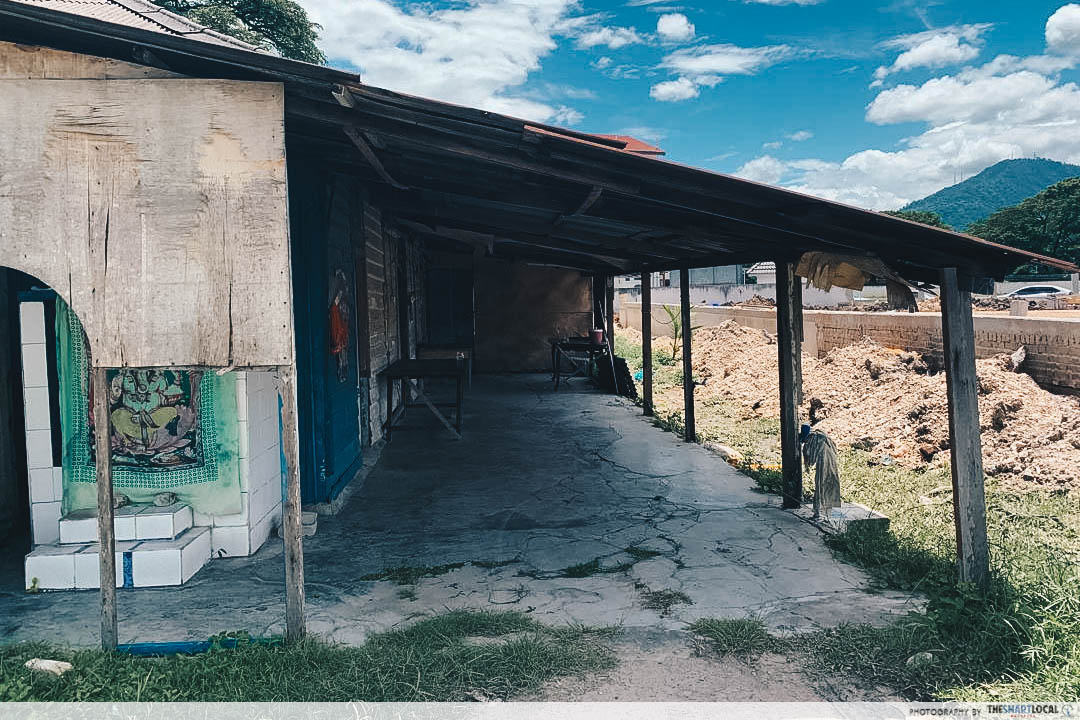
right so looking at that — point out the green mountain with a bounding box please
[901,158,1080,230]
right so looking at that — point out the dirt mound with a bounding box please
[731,295,776,308]
[619,326,644,344]
[807,341,1080,488]
[661,322,1080,489]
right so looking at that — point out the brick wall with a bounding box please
[623,302,1080,394]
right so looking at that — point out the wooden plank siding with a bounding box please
[0,72,293,369]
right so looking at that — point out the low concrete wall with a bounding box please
[623,302,1080,394]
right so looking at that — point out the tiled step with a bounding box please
[25,526,212,591]
[58,503,193,544]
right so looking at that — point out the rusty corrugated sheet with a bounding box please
[12,0,255,50]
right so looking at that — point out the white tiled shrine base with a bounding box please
[25,526,212,590]
[59,503,193,544]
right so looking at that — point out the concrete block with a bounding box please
[19,343,48,388]
[114,504,143,540]
[249,508,278,554]
[213,494,249,527]
[237,419,249,460]
[136,503,193,540]
[52,467,63,502]
[211,525,250,557]
[25,544,81,590]
[19,302,45,344]
[181,527,212,582]
[28,468,55,504]
[31,501,61,545]
[251,448,283,491]
[131,527,210,587]
[794,501,889,535]
[248,482,279,524]
[74,542,140,589]
[25,429,53,470]
[235,373,248,422]
[58,509,97,544]
[238,455,251,492]
[23,386,52,431]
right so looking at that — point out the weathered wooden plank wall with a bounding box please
[0,41,179,80]
[0,76,293,369]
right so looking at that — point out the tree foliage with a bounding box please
[967,177,1080,269]
[882,209,951,229]
[153,0,325,63]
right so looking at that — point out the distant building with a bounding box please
[616,266,746,289]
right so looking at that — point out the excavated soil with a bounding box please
[631,321,1080,490]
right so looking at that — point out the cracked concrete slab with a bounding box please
[0,375,920,647]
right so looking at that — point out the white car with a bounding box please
[1002,284,1070,299]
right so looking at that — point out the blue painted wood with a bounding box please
[286,154,366,504]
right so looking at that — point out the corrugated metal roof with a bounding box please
[12,0,256,50]
[1,0,1076,281]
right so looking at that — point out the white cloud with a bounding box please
[872,24,991,84]
[1046,4,1080,55]
[763,140,783,149]
[299,0,584,124]
[576,25,645,49]
[661,42,793,76]
[743,0,824,5]
[650,76,700,101]
[734,155,788,185]
[650,42,792,101]
[766,7,1080,210]
[656,13,695,43]
[551,106,585,125]
[786,130,813,141]
[617,126,669,143]
[867,70,1060,125]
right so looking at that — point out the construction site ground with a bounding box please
[613,320,1080,701]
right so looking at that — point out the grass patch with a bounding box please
[360,562,466,585]
[0,611,616,702]
[617,329,1080,700]
[690,618,777,659]
[640,589,692,616]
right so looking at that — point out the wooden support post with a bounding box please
[278,367,306,642]
[605,276,615,350]
[776,261,803,509]
[90,367,117,651]
[679,267,695,442]
[641,272,653,416]
[940,268,990,589]
[793,278,805,406]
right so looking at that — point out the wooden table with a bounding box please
[550,337,609,390]
[416,343,473,387]
[380,358,467,440]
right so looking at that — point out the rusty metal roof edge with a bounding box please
[1,0,1076,276]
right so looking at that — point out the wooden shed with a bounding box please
[0,0,1075,649]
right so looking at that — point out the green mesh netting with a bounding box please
[57,299,242,516]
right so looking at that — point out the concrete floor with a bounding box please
[0,375,919,647]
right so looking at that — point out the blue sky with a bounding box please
[296,0,1080,209]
